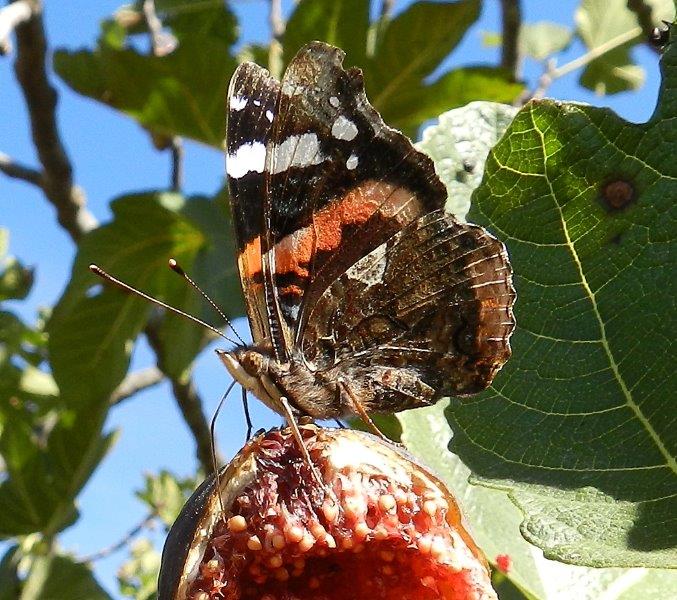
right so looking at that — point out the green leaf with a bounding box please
[576,0,645,95]
[136,470,197,527]
[0,401,116,536]
[483,22,572,62]
[440,28,677,568]
[118,539,160,600]
[0,193,220,538]
[53,4,238,147]
[378,67,523,138]
[156,192,243,379]
[0,230,33,302]
[20,553,111,600]
[399,404,677,599]
[366,1,481,113]
[48,192,204,401]
[284,0,370,67]
[519,22,572,61]
[417,101,518,218]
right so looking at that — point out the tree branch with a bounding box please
[0,0,32,55]
[142,0,183,193]
[0,151,43,186]
[11,0,97,241]
[380,0,394,21]
[145,321,217,472]
[499,0,522,81]
[170,137,183,193]
[142,0,176,57]
[80,513,157,563]
[627,0,661,54]
[528,25,643,100]
[110,367,165,406]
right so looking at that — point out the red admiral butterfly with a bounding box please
[220,42,515,435]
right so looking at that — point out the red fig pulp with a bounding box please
[160,426,496,600]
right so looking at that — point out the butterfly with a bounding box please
[220,42,515,439]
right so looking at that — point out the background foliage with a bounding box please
[1,0,675,598]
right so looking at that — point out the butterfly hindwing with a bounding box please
[303,210,516,411]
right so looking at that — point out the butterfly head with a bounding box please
[216,346,290,415]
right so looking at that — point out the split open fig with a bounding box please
[158,425,496,600]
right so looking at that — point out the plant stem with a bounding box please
[499,0,522,80]
[530,25,643,99]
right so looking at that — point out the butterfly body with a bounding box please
[224,42,515,425]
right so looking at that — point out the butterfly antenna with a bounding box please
[211,379,237,516]
[168,259,246,346]
[89,264,239,346]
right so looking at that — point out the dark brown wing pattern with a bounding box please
[303,210,516,413]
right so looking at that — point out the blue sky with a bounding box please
[0,0,667,596]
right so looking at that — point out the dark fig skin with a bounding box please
[158,467,225,600]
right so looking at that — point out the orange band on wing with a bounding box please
[237,181,423,296]
[240,235,263,279]
[274,180,421,279]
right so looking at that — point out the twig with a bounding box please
[110,367,165,406]
[145,321,217,472]
[268,0,285,79]
[529,25,643,100]
[380,0,394,21]
[142,0,183,192]
[627,0,661,54]
[499,0,522,80]
[0,151,43,187]
[141,0,176,57]
[0,0,32,55]
[11,0,97,241]
[170,137,183,193]
[80,513,157,563]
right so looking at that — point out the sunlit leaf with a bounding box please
[520,22,572,60]
[118,539,161,600]
[400,404,677,598]
[417,101,518,218]
[436,28,676,568]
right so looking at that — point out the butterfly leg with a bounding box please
[278,396,327,490]
[241,387,253,442]
[339,381,387,441]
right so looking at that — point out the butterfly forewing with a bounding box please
[226,63,281,345]
[262,43,448,346]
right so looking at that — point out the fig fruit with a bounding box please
[159,425,496,600]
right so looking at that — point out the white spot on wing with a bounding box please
[346,153,359,170]
[226,142,266,178]
[329,96,340,108]
[349,243,388,285]
[270,133,326,174]
[331,116,358,141]
[230,95,247,111]
[253,99,261,107]
[265,110,274,122]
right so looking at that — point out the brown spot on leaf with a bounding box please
[600,179,636,212]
